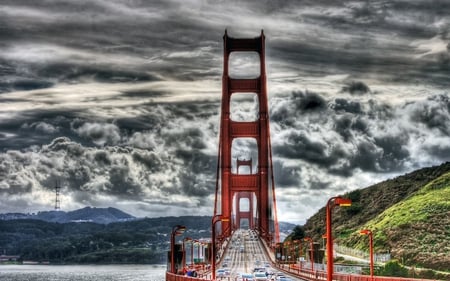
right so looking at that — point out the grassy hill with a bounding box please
[302,162,450,272]
[346,171,450,270]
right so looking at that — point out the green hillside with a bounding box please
[301,162,450,273]
[345,171,450,270]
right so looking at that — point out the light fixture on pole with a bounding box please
[326,196,351,281]
[170,225,186,274]
[182,237,192,269]
[360,229,374,279]
[304,237,314,271]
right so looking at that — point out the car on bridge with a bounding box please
[217,269,227,278]
[254,272,268,281]
[271,272,285,281]
[237,273,255,281]
[252,267,266,273]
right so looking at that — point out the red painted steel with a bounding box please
[275,264,440,281]
[235,191,254,229]
[218,30,275,242]
[168,30,438,281]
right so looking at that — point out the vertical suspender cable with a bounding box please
[214,116,223,217]
[267,103,280,244]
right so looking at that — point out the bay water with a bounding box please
[0,264,166,281]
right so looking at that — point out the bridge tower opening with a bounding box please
[215,30,279,244]
[234,159,255,230]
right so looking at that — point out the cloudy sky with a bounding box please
[0,0,449,224]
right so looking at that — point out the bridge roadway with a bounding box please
[167,229,439,281]
[215,229,306,281]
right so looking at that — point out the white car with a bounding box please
[217,269,226,278]
[254,272,268,281]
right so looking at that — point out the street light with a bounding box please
[212,215,229,280]
[171,225,186,274]
[182,237,193,269]
[326,196,351,281]
[293,240,300,263]
[304,237,314,272]
[360,229,374,279]
[193,239,200,266]
[284,241,291,263]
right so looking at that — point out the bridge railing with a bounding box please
[276,263,441,281]
[166,271,209,281]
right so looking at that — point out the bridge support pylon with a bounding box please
[216,30,277,243]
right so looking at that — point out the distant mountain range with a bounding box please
[0,206,136,224]
[0,207,296,233]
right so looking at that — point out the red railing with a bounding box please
[167,267,442,281]
[166,272,203,281]
[275,264,441,281]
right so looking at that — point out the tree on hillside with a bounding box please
[285,225,305,242]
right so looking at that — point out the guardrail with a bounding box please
[167,264,442,281]
[275,263,442,281]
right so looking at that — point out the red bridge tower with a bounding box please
[215,30,279,244]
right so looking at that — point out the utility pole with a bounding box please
[55,181,61,210]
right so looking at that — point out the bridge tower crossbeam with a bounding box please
[216,30,277,243]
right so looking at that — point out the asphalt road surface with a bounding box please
[216,229,305,281]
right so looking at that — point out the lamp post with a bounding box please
[212,215,229,280]
[284,241,291,263]
[304,237,314,272]
[182,237,192,269]
[192,239,200,265]
[171,225,186,274]
[293,240,300,263]
[360,229,374,279]
[326,196,351,281]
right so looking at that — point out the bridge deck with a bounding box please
[167,229,440,281]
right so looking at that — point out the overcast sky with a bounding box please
[0,0,449,224]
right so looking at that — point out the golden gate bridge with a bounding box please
[166,31,435,281]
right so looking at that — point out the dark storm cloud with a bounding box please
[274,131,327,161]
[273,131,350,174]
[0,0,449,221]
[36,63,161,84]
[424,143,450,161]
[407,94,450,135]
[331,98,364,114]
[341,81,371,95]
[1,0,449,93]
[73,122,121,146]
[271,89,450,178]
[308,180,331,191]
[292,91,327,112]
[267,1,449,86]
[115,116,160,132]
[132,151,162,173]
[0,79,54,93]
[121,90,168,99]
[179,169,212,198]
[107,162,144,198]
[0,106,88,151]
[333,115,365,142]
[272,160,300,188]
[373,135,410,171]
[0,0,223,93]
[0,136,161,200]
[271,91,327,126]
[164,127,207,150]
[175,149,217,175]
[347,139,380,172]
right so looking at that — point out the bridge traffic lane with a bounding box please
[216,229,305,281]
